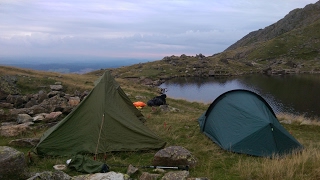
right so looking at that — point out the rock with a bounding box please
[152,146,197,168]
[1,122,16,126]
[50,85,63,91]
[33,113,47,122]
[53,164,67,171]
[160,105,180,112]
[45,111,62,122]
[280,120,292,125]
[0,102,14,109]
[25,98,38,108]
[17,113,33,124]
[68,96,80,106]
[161,171,189,180]
[208,70,215,76]
[73,171,125,180]
[140,172,161,180]
[0,122,33,137]
[0,146,27,179]
[47,91,65,98]
[40,95,68,112]
[6,94,28,108]
[27,171,71,180]
[153,168,166,173]
[135,95,147,100]
[9,138,40,147]
[127,164,139,176]
[37,90,48,103]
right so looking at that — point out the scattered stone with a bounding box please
[140,172,161,180]
[135,95,147,100]
[153,168,166,173]
[17,113,33,124]
[50,85,63,91]
[126,164,139,176]
[47,91,65,98]
[160,105,180,112]
[0,102,14,109]
[68,96,81,106]
[45,111,62,122]
[33,113,47,122]
[1,122,16,126]
[53,164,67,171]
[0,146,27,179]
[0,122,34,137]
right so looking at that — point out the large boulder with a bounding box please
[152,146,197,168]
[0,146,27,179]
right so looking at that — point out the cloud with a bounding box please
[0,0,317,61]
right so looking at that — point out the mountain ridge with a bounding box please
[226,1,320,51]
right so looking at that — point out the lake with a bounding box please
[160,74,320,118]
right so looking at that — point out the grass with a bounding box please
[1,66,320,179]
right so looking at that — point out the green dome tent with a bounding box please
[34,71,166,156]
[198,89,303,157]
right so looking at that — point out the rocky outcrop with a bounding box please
[0,81,86,123]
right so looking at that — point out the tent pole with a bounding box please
[95,114,105,159]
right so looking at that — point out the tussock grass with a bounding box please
[234,146,320,180]
[277,113,320,126]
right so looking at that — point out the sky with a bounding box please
[0,0,318,63]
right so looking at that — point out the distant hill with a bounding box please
[107,1,320,80]
[226,1,320,51]
[222,1,320,65]
[2,1,319,81]
[0,58,151,74]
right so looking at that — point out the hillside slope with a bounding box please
[104,1,320,82]
[226,1,320,51]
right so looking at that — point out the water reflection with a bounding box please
[160,74,320,118]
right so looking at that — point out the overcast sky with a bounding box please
[0,0,317,62]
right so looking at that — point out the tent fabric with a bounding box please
[198,89,303,157]
[34,71,166,156]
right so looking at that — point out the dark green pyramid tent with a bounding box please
[198,89,303,157]
[34,71,166,156]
